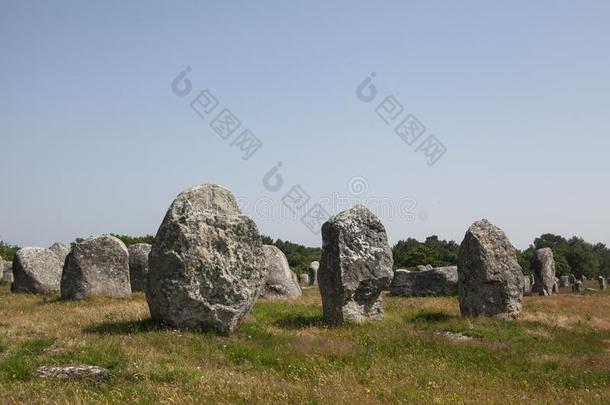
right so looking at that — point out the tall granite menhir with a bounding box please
[458,219,524,320]
[146,184,267,336]
[318,205,393,325]
[531,248,556,296]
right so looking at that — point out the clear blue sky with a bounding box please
[1,1,609,249]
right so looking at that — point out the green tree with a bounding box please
[0,241,20,261]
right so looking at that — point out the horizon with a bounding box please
[2,1,609,251]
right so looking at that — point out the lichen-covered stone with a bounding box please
[49,242,71,264]
[61,235,131,300]
[12,247,62,294]
[128,243,151,292]
[531,248,556,296]
[146,184,266,336]
[318,205,393,325]
[261,245,301,298]
[390,266,458,296]
[308,261,319,286]
[458,219,524,320]
[2,259,13,283]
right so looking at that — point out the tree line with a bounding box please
[2,232,609,279]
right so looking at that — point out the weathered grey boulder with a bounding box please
[298,273,310,285]
[568,274,576,284]
[128,243,151,292]
[261,245,301,298]
[531,248,556,296]
[581,275,588,282]
[12,247,62,294]
[572,280,584,293]
[146,184,266,335]
[61,235,131,300]
[318,205,393,325]
[416,264,434,272]
[308,261,319,286]
[390,266,458,296]
[458,219,524,320]
[2,259,13,283]
[49,242,71,264]
[598,276,608,291]
[559,275,570,287]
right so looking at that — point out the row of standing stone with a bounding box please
[1,184,607,336]
[1,238,151,298]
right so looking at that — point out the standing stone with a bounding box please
[458,219,524,320]
[146,184,266,336]
[308,261,320,286]
[12,247,62,294]
[581,275,588,282]
[128,243,151,292]
[48,242,71,265]
[2,259,13,283]
[531,248,556,296]
[390,266,458,296]
[598,276,608,291]
[523,273,532,295]
[261,245,301,298]
[298,273,310,286]
[559,275,570,288]
[552,279,559,294]
[318,205,393,325]
[572,280,584,293]
[61,235,131,300]
[568,274,576,284]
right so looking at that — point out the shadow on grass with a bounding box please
[274,314,326,330]
[83,319,164,335]
[408,311,457,324]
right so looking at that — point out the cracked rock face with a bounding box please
[390,266,458,296]
[128,243,151,292]
[458,219,524,320]
[49,242,71,265]
[61,235,131,300]
[146,184,266,336]
[318,205,393,325]
[261,245,301,298]
[531,248,556,296]
[12,247,62,294]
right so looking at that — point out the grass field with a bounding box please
[0,283,609,404]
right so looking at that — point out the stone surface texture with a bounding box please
[318,205,393,325]
[146,184,266,336]
[457,219,524,320]
[61,235,131,300]
[11,247,62,294]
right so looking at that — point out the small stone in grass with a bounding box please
[37,365,110,379]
